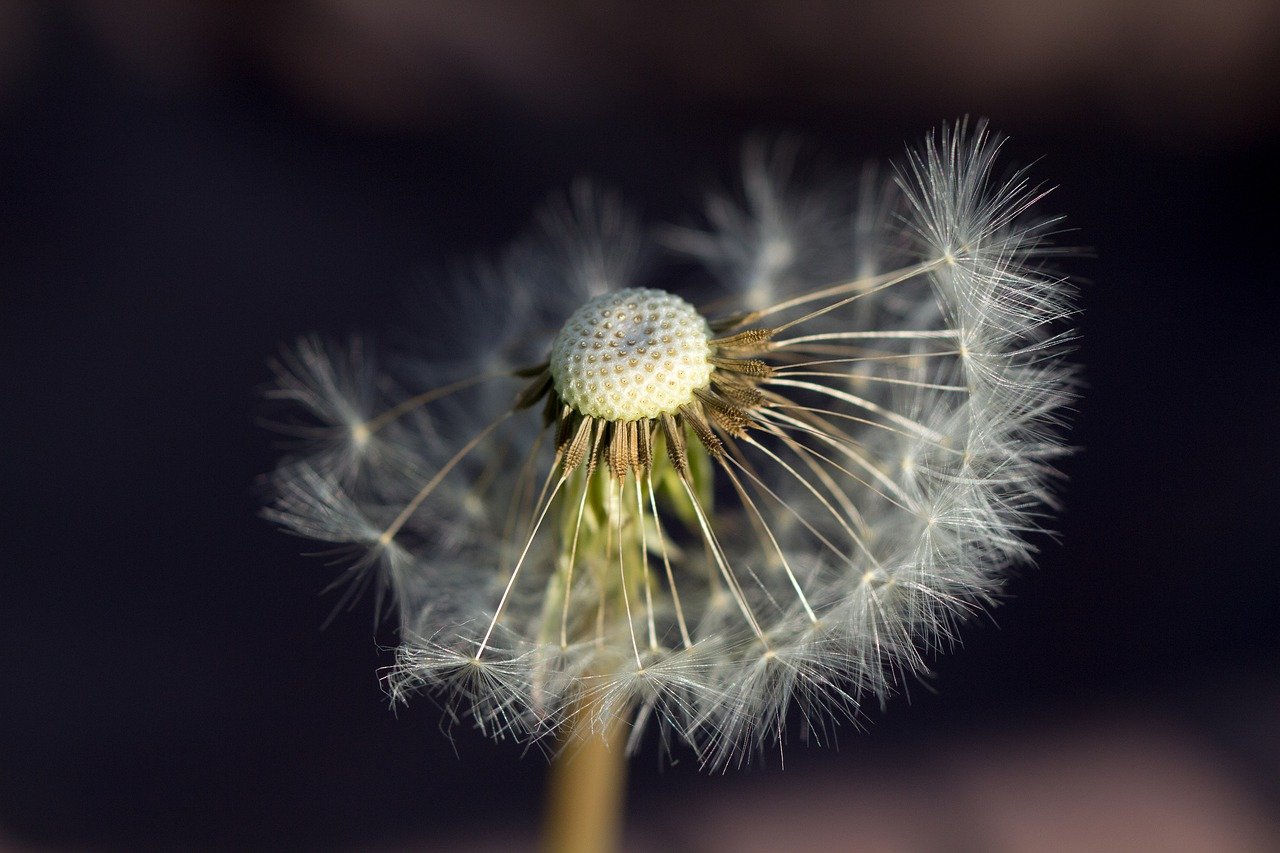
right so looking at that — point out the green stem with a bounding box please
[540,703,628,853]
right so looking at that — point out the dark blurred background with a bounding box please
[3,2,1278,850]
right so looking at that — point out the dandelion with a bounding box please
[264,120,1075,849]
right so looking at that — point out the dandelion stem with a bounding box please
[541,698,629,853]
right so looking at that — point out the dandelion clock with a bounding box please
[263,121,1076,851]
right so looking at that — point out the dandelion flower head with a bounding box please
[264,121,1076,767]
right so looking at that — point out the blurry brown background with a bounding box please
[2,2,1278,850]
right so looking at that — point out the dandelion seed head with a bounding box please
[549,288,714,422]
[264,119,1077,769]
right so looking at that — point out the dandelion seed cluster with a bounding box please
[264,121,1076,768]
[549,289,714,422]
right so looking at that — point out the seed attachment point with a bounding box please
[549,289,714,422]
